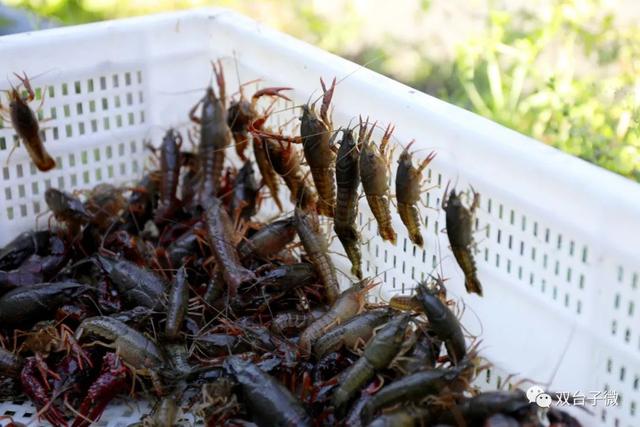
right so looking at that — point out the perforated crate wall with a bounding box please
[0,68,148,234]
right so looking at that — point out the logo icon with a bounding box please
[527,385,552,408]
[536,393,553,408]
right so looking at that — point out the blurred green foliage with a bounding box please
[4,0,640,181]
[432,1,640,181]
[0,15,14,28]
[5,0,103,24]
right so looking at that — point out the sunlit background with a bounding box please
[2,0,640,181]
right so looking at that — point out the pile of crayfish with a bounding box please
[0,62,580,427]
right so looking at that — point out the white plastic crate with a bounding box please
[0,8,639,427]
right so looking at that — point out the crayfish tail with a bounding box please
[335,226,363,280]
[465,275,484,297]
[380,226,397,245]
[310,167,336,217]
[398,203,423,247]
[409,231,424,248]
[366,195,396,244]
[452,246,483,296]
[35,154,56,172]
[350,264,363,280]
[317,201,335,217]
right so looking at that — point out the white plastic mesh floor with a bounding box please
[0,9,639,427]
